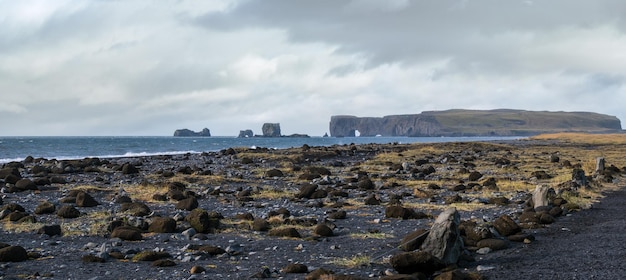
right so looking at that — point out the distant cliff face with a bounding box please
[329,109,623,137]
[173,128,211,137]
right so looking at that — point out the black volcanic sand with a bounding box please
[478,188,626,279]
[0,140,624,279]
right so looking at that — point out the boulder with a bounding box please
[121,202,151,217]
[148,217,177,233]
[532,185,551,209]
[35,200,56,215]
[175,197,199,211]
[252,218,270,231]
[313,224,334,237]
[476,238,508,251]
[111,226,143,241]
[493,215,521,236]
[390,251,445,275]
[132,250,171,262]
[57,205,81,218]
[385,205,428,220]
[420,208,463,265]
[399,229,429,252]
[265,169,284,177]
[15,178,37,191]
[121,163,139,175]
[0,246,28,262]
[185,208,221,233]
[262,123,281,137]
[76,191,100,207]
[282,263,308,274]
[38,225,62,236]
[269,227,301,238]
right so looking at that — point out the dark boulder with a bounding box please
[399,229,429,252]
[265,169,284,177]
[385,206,429,220]
[282,263,308,274]
[38,225,62,236]
[185,209,221,233]
[390,251,445,275]
[57,205,81,218]
[252,218,270,231]
[0,246,28,262]
[420,208,463,265]
[76,191,100,207]
[121,202,151,217]
[175,197,199,211]
[269,227,301,238]
[493,215,521,236]
[121,163,139,175]
[111,226,143,241]
[148,217,177,233]
[313,224,334,237]
[15,178,37,191]
[476,238,508,251]
[132,250,171,261]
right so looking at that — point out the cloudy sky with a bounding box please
[2,0,626,136]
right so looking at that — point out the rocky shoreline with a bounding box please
[1,138,625,279]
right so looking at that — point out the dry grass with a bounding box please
[531,133,626,145]
[1,221,44,233]
[123,183,168,203]
[349,232,395,240]
[251,188,297,200]
[328,254,373,268]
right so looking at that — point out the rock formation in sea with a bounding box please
[262,123,281,137]
[173,128,211,137]
[238,129,254,138]
[329,109,623,137]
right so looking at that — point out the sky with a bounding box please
[1,0,626,136]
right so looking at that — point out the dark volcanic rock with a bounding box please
[252,218,270,232]
[0,246,28,262]
[269,227,301,238]
[15,178,37,191]
[493,215,521,236]
[185,208,221,233]
[399,229,429,252]
[175,197,199,211]
[76,191,100,207]
[385,206,428,220]
[132,250,171,261]
[314,224,334,237]
[111,226,143,241]
[121,202,151,217]
[476,238,509,251]
[57,205,81,218]
[390,251,445,275]
[148,217,177,233]
[282,263,308,273]
[420,208,463,265]
[38,224,62,236]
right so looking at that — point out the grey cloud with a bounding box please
[194,0,626,70]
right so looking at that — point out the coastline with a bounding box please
[0,137,624,279]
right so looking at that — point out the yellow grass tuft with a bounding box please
[531,133,626,145]
[328,254,372,268]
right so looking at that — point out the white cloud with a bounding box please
[1,0,625,136]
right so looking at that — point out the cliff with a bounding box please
[329,109,622,137]
[173,128,211,137]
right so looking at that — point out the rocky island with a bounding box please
[329,109,623,137]
[173,128,211,137]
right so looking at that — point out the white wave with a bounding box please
[0,150,202,164]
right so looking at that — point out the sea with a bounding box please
[0,136,524,163]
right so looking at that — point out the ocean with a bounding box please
[0,136,524,163]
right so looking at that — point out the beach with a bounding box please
[1,135,625,279]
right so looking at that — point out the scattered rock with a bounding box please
[282,263,308,273]
[57,205,81,218]
[82,254,106,263]
[175,197,199,211]
[38,225,62,236]
[399,229,429,252]
[110,226,143,241]
[76,191,100,207]
[0,246,28,262]
[35,201,56,214]
[314,224,334,237]
[390,251,445,275]
[190,265,206,274]
[493,215,521,236]
[269,227,301,238]
[152,259,176,267]
[132,250,171,262]
[148,217,177,233]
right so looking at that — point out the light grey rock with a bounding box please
[420,207,464,265]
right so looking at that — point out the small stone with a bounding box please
[82,255,106,263]
[476,247,492,255]
[190,265,206,274]
[477,265,496,271]
[152,259,176,267]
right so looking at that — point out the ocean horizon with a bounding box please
[0,136,525,163]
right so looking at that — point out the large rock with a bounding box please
[262,123,281,137]
[390,251,445,275]
[76,191,100,207]
[15,179,37,191]
[237,129,254,138]
[185,208,221,233]
[420,208,464,265]
[532,185,551,209]
[0,246,28,262]
[493,215,521,236]
[111,226,143,241]
[148,217,177,233]
[57,205,81,218]
[173,128,211,137]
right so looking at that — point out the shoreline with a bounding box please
[0,138,624,279]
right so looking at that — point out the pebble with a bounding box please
[477,247,492,255]
[477,265,496,271]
